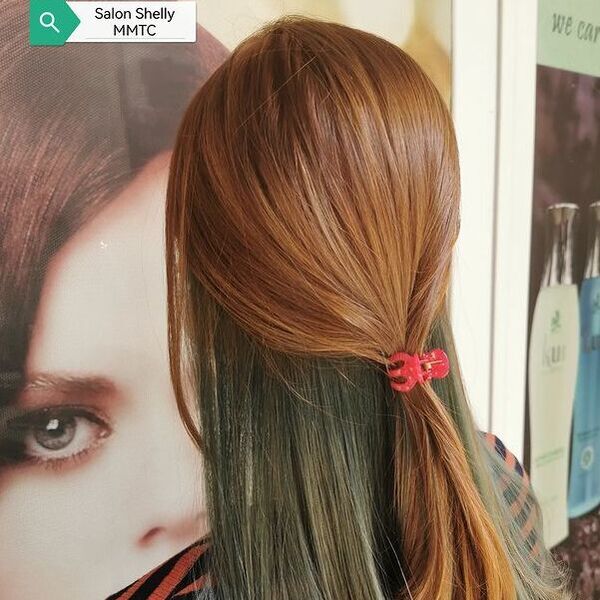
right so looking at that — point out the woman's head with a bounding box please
[0,155,209,598]
[0,1,228,596]
[168,15,459,363]
[166,15,568,600]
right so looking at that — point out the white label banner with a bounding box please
[67,1,196,43]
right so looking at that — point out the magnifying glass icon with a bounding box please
[39,11,60,33]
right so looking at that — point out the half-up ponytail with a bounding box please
[166,15,570,599]
[391,361,514,598]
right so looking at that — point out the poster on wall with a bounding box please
[525,1,600,596]
[0,3,230,598]
[0,1,450,598]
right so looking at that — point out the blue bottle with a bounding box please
[568,201,600,518]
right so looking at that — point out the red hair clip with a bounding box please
[387,348,450,392]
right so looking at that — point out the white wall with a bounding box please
[197,0,415,49]
[489,2,538,461]
[451,1,538,460]
[450,1,499,431]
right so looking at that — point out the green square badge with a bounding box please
[30,0,80,46]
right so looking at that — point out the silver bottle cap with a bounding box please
[585,200,600,279]
[540,203,579,288]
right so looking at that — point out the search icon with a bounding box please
[39,11,60,33]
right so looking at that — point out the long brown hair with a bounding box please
[166,15,570,599]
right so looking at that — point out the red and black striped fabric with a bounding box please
[107,432,537,599]
[106,538,214,600]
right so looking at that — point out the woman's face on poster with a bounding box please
[0,153,207,600]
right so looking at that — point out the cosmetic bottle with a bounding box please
[568,201,600,518]
[528,203,580,547]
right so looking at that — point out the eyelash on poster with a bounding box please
[28,444,96,471]
[10,405,113,470]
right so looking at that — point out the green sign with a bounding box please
[30,0,80,46]
[538,0,600,77]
